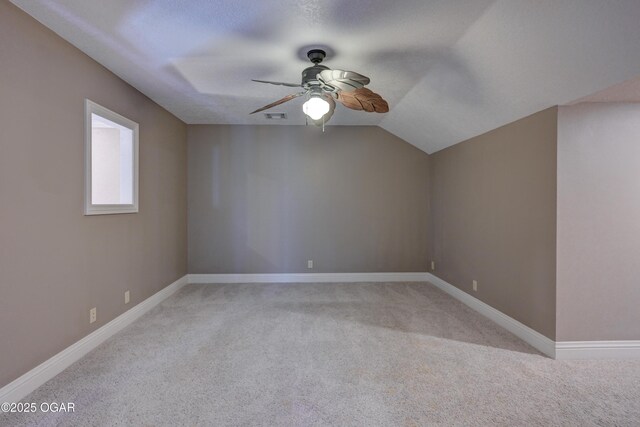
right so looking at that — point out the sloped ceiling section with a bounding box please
[12,0,640,153]
[380,0,640,153]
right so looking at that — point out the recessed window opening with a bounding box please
[84,100,138,215]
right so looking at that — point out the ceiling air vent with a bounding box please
[264,112,287,120]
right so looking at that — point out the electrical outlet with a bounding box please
[89,307,97,324]
[431,261,435,271]
[307,260,313,269]
[124,290,130,304]
[472,280,478,292]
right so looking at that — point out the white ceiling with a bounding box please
[12,0,640,153]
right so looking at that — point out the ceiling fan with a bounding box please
[250,49,389,126]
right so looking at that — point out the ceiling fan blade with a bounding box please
[318,69,370,92]
[252,79,301,87]
[309,96,336,127]
[337,88,389,113]
[250,92,306,114]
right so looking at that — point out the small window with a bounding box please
[84,100,138,215]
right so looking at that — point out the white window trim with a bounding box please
[84,99,139,215]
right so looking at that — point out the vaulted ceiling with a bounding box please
[12,0,640,153]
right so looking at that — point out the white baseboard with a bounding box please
[188,272,428,284]
[4,271,638,403]
[555,341,640,360]
[426,273,640,360]
[0,274,188,404]
[425,273,557,358]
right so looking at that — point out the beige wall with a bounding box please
[0,3,187,387]
[429,107,558,339]
[188,125,430,273]
[557,103,640,341]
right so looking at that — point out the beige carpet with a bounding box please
[2,282,640,426]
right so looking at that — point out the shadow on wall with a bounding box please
[247,172,282,265]
[188,125,430,274]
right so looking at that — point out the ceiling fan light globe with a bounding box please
[303,97,330,120]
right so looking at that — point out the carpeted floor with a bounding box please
[3,282,640,426]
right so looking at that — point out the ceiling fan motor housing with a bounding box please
[301,64,329,88]
[301,49,330,89]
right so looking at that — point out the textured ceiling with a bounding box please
[11,0,640,153]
